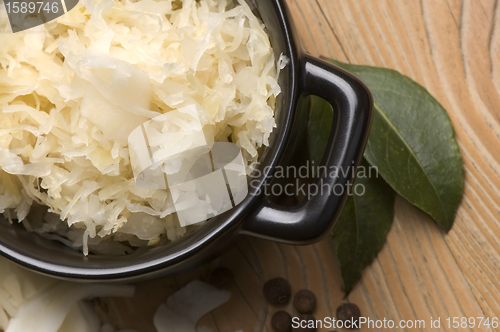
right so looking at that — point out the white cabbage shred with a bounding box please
[153,280,231,332]
[0,0,283,254]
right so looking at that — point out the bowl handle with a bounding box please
[241,54,373,244]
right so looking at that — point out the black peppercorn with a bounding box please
[336,302,361,328]
[293,289,316,314]
[271,311,292,332]
[209,267,234,289]
[263,278,291,306]
[292,314,317,332]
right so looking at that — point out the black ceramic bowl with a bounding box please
[0,0,373,282]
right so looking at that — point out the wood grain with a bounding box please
[101,1,500,331]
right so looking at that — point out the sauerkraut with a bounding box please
[0,0,284,254]
[0,255,136,332]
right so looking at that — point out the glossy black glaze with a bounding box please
[0,0,373,281]
[242,55,373,242]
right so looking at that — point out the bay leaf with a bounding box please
[329,60,464,231]
[332,160,395,295]
[307,95,333,164]
[306,96,395,295]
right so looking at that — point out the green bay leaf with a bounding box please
[307,95,334,164]
[330,60,464,231]
[332,160,395,295]
[306,96,395,295]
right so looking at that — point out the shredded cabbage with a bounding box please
[0,0,283,254]
[0,256,57,331]
[0,256,136,332]
[0,253,229,332]
[6,283,135,332]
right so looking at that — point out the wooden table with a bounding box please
[100,1,500,331]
